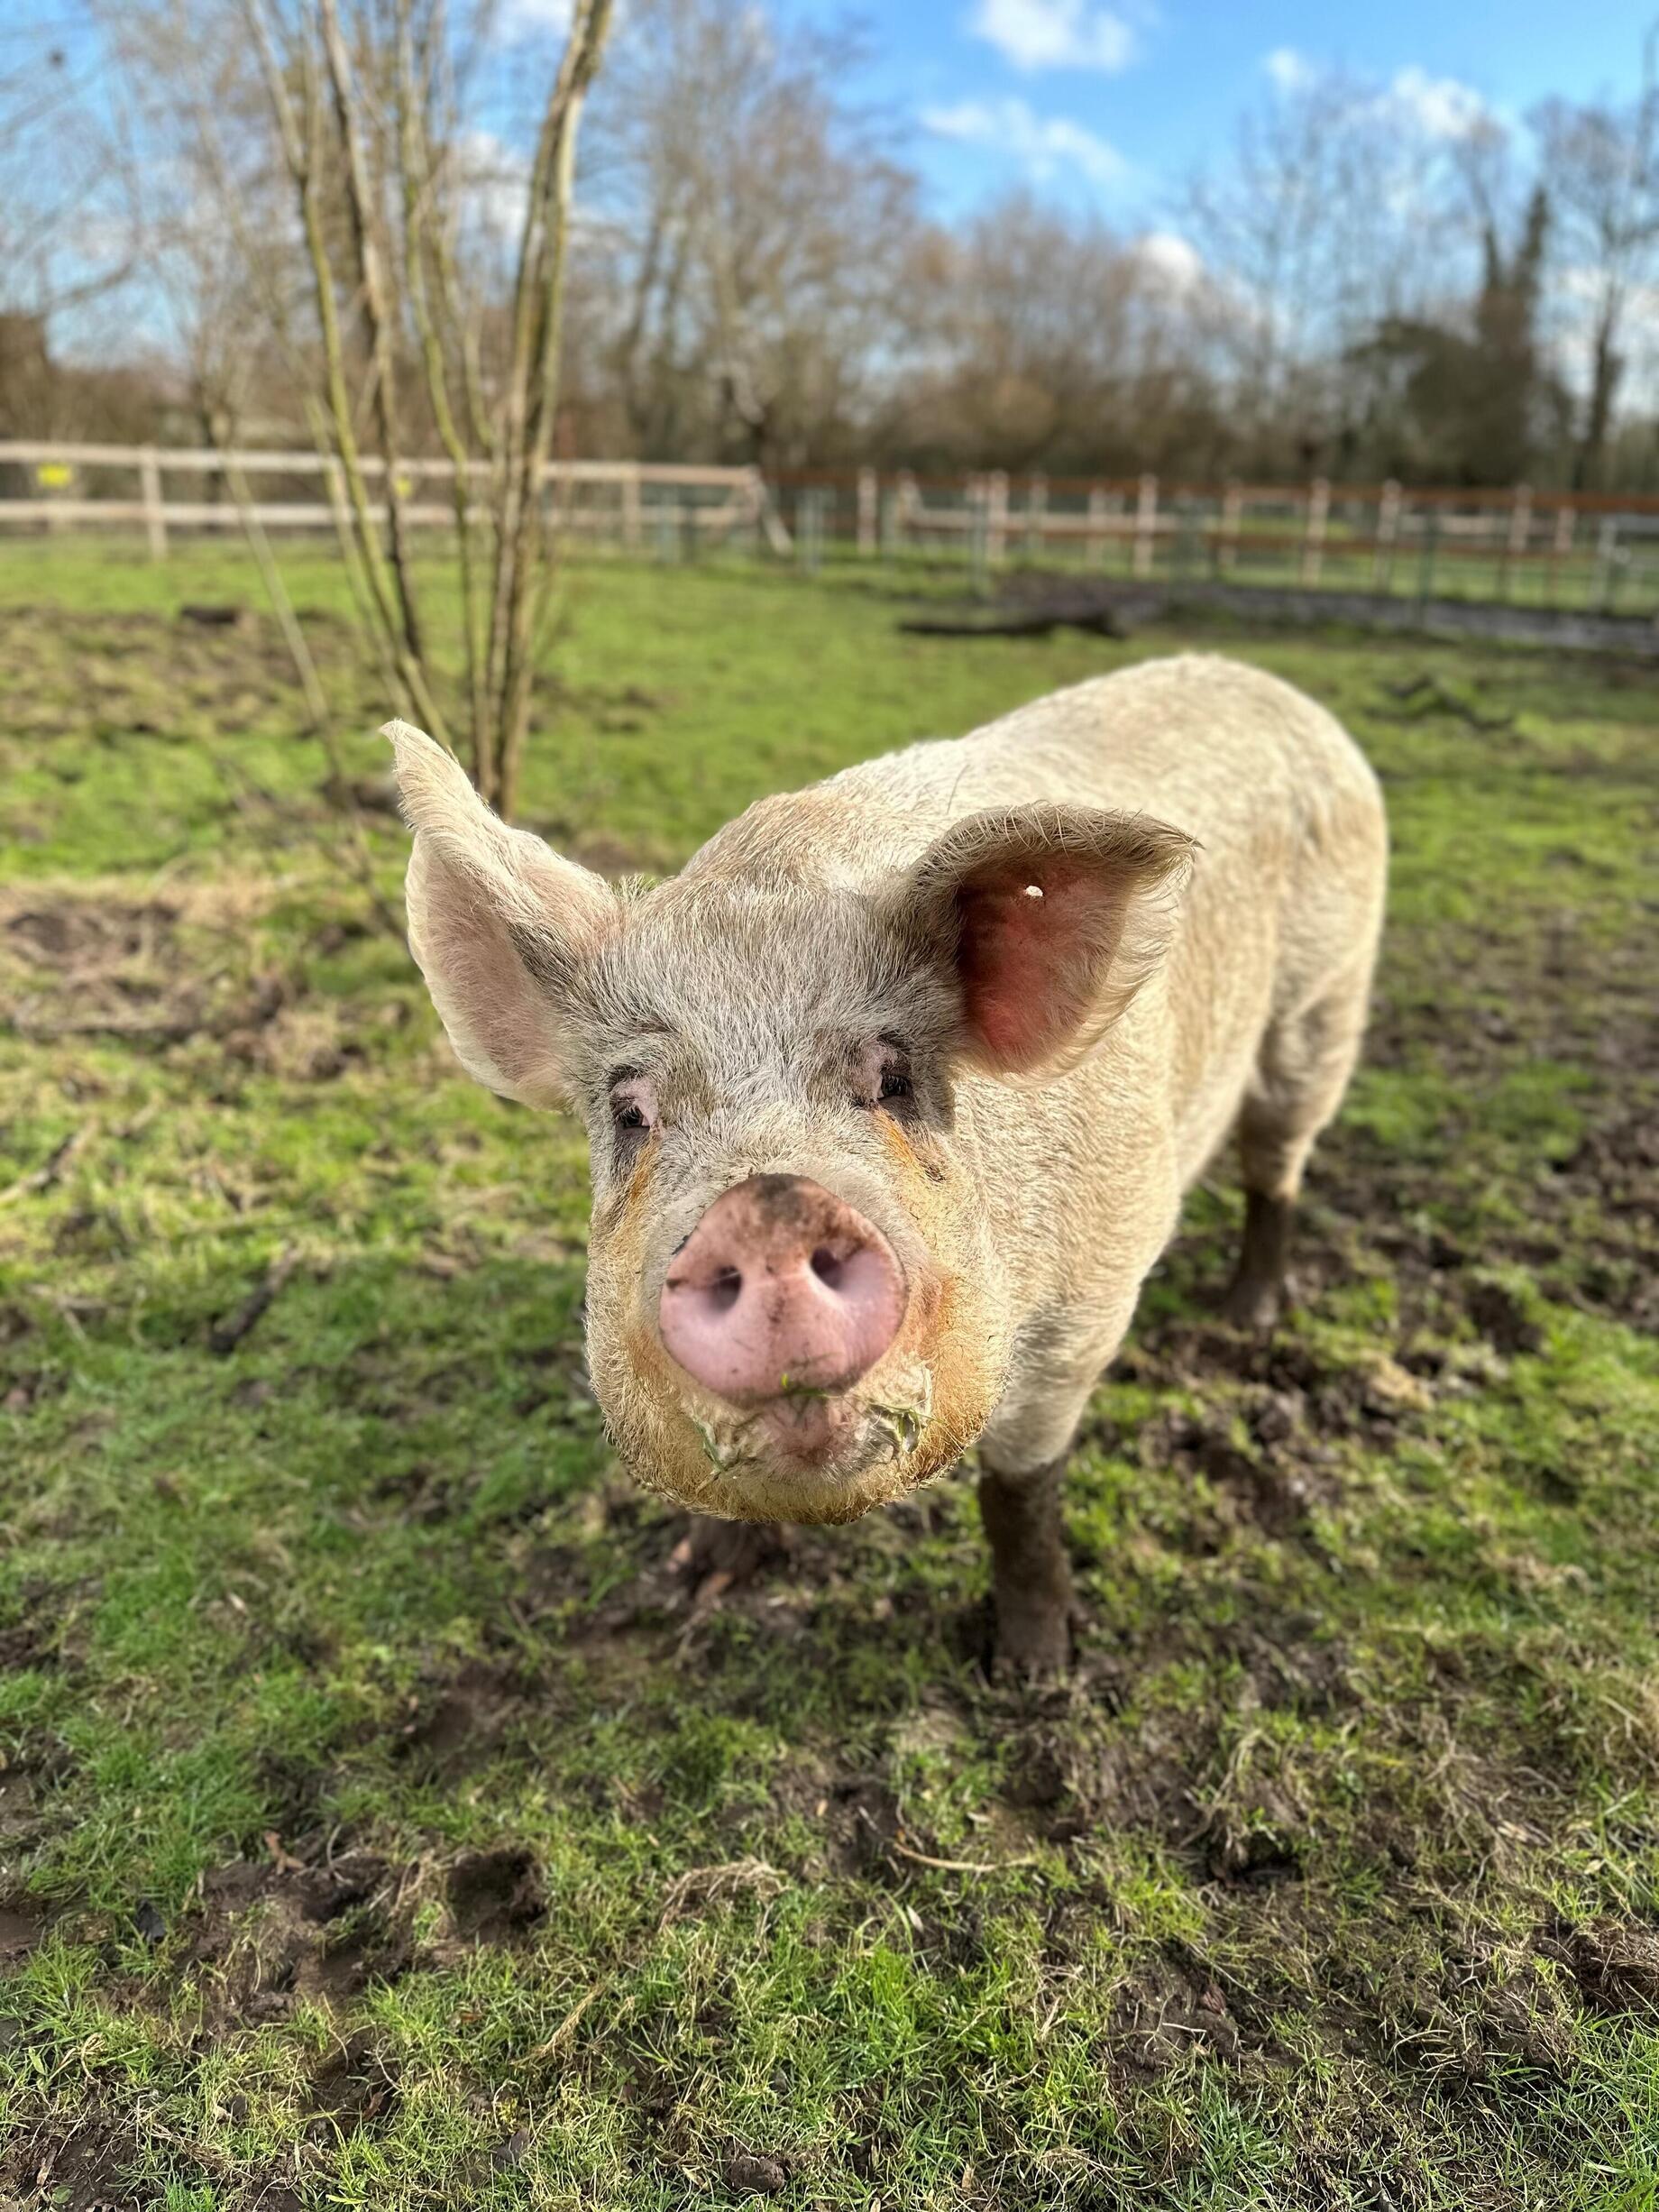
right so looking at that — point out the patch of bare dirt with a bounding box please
[185,1849,415,2029]
[302,2030,401,2140]
[390,1657,548,1780]
[1357,1934,1581,2087]
[0,602,350,748]
[0,884,289,1053]
[1540,1915,1659,2021]
[1108,1945,1244,2078]
[723,2148,791,2195]
[0,1896,46,1961]
[1131,1399,1347,1544]
[445,1846,545,1943]
[817,1773,905,1879]
[0,1614,60,1671]
[1,2111,141,2208]
[1005,1707,1206,1853]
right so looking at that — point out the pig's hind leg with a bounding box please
[1225,959,1374,1331]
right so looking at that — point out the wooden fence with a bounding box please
[0,444,789,558]
[4,442,1659,615]
[776,467,1659,617]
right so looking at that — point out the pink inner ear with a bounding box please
[958,857,1125,1072]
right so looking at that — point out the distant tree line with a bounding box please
[4,0,1658,492]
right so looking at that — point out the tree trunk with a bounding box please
[1575,306,1622,493]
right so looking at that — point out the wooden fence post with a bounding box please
[1416,504,1441,601]
[1549,504,1574,607]
[985,471,1008,564]
[1221,479,1242,571]
[969,488,989,594]
[621,464,642,549]
[1025,472,1047,559]
[1133,473,1158,577]
[796,487,829,574]
[1499,482,1531,601]
[41,462,70,535]
[1300,477,1329,583]
[1086,485,1106,566]
[1372,480,1401,591]
[856,467,877,556]
[1594,517,1619,611]
[896,471,918,555]
[139,448,167,559]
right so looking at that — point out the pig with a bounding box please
[386,653,1386,1674]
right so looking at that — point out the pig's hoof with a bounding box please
[670,1516,789,1611]
[990,1599,1073,1683]
[1222,1271,1285,1334]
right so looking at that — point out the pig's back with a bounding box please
[828,653,1376,867]
[702,654,1374,882]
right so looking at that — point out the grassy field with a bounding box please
[1,544,1656,2210]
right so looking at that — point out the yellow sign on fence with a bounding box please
[35,464,73,491]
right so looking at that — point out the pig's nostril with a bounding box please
[707,1266,742,1313]
[809,1246,845,1290]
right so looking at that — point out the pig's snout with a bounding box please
[658,1174,904,1406]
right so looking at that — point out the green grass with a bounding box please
[2,541,1656,2208]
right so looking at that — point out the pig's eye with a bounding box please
[609,1072,656,1146]
[852,1038,915,1113]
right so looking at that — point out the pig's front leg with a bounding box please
[976,1310,1136,1676]
[670,1515,791,1610]
[978,1460,1074,1677]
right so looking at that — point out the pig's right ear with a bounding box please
[895,803,1196,1082]
[384,720,618,1107]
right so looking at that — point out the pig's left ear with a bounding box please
[384,720,619,1107]
[898,803,1196,1081]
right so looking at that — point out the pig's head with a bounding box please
[387,721,1192,1525]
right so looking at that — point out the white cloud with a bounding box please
[496,0,572,39]
[1551,265,1659,405]
[1385,65,1489,140]
[456,130,531,243]
[921,96,1128,188]
[1262,46,1314,93]
[1264,48,1492,142]
[968,0,1136,75]
[1132,229,1203,293]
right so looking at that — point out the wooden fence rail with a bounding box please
[4,444,1658,617]
[0,444,789,557]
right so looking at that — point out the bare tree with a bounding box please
[587,0,916,467]
[876,195,1227,477]
[102,0,612,818]
[1183,67,1476,472]
[1533,33,1659,488]
[0,12,148,429]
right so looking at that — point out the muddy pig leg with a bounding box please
[671,1516,793,1611]
[976,1343,1119,1678]
[978,1460,1074,1678]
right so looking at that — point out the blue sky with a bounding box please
[772,0,1657,225]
